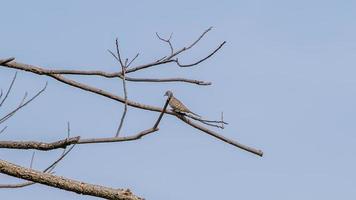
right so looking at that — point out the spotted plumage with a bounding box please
[164,90,201,117]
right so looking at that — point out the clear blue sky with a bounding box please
[1,1,356,199]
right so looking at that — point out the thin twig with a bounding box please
[177,114,263,157]
[0,92,27,125]
[108,38,126,68]
[156,32,174,55]
[124,58,128,67]
[167,27,213,60]
[184,113,228,129]
[198,120,225,129]
[29,152,35,169]
[176,41,226,67]
[0,82,47,124]
[126,27,216,74]
[0,72,17,107]
[0,126,7,134]
[107,50,120,63]
[0,142,76,189]
[115,39,125,68]
[44,123,76,173]
[67,122,71,138]
[186,27,212,50]
[125,76,211,85]
[115,74,128,137]
[127,53,140,68]
[45,144,77,173]
[189,115,228,125]
[0,31,216,86]
[111,40,129,137]
[221,112,224,129]
[153,93,172,129]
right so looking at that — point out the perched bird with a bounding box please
[164,90,201,117]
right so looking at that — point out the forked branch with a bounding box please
[0,144,76,188]
[0,94,172,151]
[0,82,47,125]
[0,58,263,156]
[0,159,142,200]
[0,28,264,200]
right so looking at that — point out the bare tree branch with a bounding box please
[0,126,7,134]
[0,61,164,112]
[0,158,142,200]
[0,30,218,87]
[0,129,156,150]
[0,136,80,150]
[154,31,226,68]
[107,39,124,68]
[0,94,172,150]
[0,60,263,156]
[109,40,129,137]
[166,27,213,59]
[124,76,211,85]
[0,126,7,135]
[0,27,263,200]
[0,143,76,189]
[126,27,219,74]
[176,41,226,67]
[0,28,262,159]
[0,92,29,125]
[221,112,225,129]
[0,72,17,107]
[185,27,213,51]
[153,93,172,129]
[114,38,125,68]
[0,82,47,125]
[5,68,210,85]
[156,32,174,55]
[29,151,35,169]
[127,53,140,68]
[176,114,263,157]
[116,72,128,137]
[0,102,262,157]
[185,113,228,129]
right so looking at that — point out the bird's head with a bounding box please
[164,90,173,97]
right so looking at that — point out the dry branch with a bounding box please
[0,72,17,107]
[0,126,7,134]
[177,115,263,156]
[0,29,266,200]
[0,94,172,150]
[0,159,142,200]
[0,28,263,200]
[0,143,76,188]
[0,82,47,125]
[0,137,80,150]
[0,59,263,156]
[109,39,129,137]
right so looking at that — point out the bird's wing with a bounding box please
[170,96,192,113]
